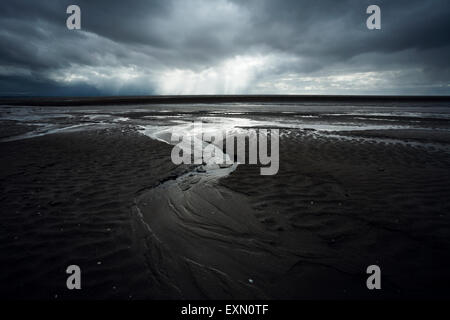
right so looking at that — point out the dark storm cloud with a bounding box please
[0,0,449,95]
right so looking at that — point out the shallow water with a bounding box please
[2,102,450,143]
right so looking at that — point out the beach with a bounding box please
[1,99,450,299]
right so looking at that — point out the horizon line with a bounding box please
[1,94,450,107]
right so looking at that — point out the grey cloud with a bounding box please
[0,0,449,95]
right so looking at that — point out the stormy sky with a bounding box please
[0,0,449,96]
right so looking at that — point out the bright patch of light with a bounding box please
[50,65,142,83]
[156,55,271,94]
[48,64,154,93]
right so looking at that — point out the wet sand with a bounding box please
[1,124,449,299]
[1,102,450,299]
[220,130,450,298]
[0,126,193,299]
[134,128,450,299]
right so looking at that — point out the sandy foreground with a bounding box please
[1,121,450,299]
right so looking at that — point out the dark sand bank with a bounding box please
[220,130,450,298]
[133,128,450,299]
[2,95,450,107]
[329,128,450,144]
[1,122,450,299]
[0,127,192,299]
[0,121,37,140]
